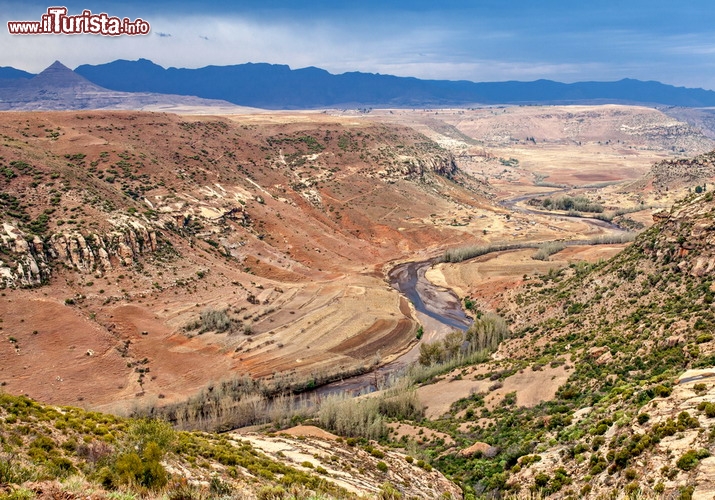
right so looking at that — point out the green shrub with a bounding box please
[165,480,202,500]
[0,487,35,500]
[30,435,55,452]
[519,455,542,467]
[112,440,169,490]
[257,485,286,500]
[534,472,550,488]
[549,467,571,493]
[654,384,672,397]
[698,401,715,418]
[47,456,76,478]
[125,418,175,454]
[693,383,708,394]
[376,461,388,473]
[378,482,403,500]
[625,482,640,496]
[624,468,638,480]
[677,450,700,471]
[0,457,34,485]
[115,452,144,486]
[679,485,695,500]
[678,411,699,429]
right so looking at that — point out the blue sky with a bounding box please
[2,1,715,89]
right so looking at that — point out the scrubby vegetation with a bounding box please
[183,307,238,334]
[0,392,350,499]
[443,233,637,264]
[443,243,524,263]
[318,382,424,440]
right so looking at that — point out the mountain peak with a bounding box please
[47,60,70,71]
[31,60,101,89]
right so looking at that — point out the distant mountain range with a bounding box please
[2,59,715,109]
[0,66,33,79]
[0,61,240,111]
[74,59,715,108]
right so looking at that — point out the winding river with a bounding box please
[311,193,631,397]
[387,259,472,331]
[311,259,472,397]
[500,190,625,232]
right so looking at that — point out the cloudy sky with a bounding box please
[2,0,715,89]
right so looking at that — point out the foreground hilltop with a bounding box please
[0,392,460,499]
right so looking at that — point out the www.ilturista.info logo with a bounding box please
[8,7,150,36]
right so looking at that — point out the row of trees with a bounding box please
[541,195,604,213]
[418,312,509,366]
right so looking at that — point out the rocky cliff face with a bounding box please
[376,152,458,183]
[645,191,715,276]
[0,219,160,288]
[649,151,715,192]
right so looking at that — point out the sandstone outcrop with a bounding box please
[646,191,715,277]
[0,219,159,287]
[377,152,457,183]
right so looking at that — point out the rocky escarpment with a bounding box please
[646,191,715,276]
[376,152,458,183]
[240,426,463,499]
[0,219,161,287]
[650,150,715,192]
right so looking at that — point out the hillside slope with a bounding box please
[497,190,715,497]
[401,181,715,498]
[0,111,493,417]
